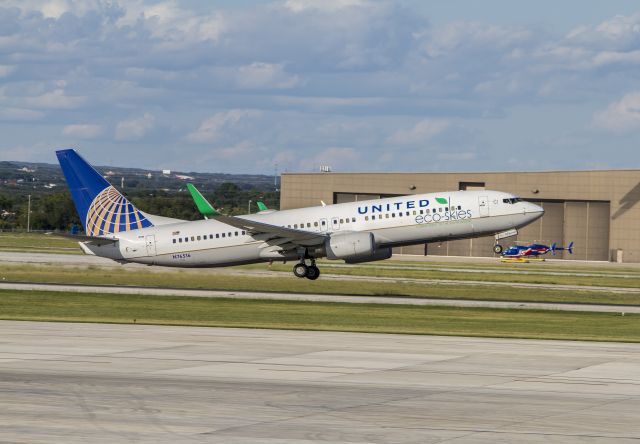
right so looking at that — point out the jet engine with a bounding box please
[325,232,375,260]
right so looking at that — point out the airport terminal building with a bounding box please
[280,170,640,262]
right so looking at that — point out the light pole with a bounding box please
[248,199,253,214]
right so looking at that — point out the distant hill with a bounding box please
[0,160,278,195]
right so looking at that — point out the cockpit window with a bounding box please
[502,197,522,204]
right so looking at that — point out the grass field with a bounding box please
[2,263,640,306]
[0,290,637,342]
[0,232,80,254]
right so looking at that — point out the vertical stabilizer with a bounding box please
[56,149,154,236]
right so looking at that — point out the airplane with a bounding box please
[501,241,574,259]
[56,148,545,280]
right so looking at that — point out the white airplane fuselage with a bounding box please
[84,190,544,266]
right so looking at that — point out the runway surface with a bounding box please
[1,321,639,443]
[2,281,639,313]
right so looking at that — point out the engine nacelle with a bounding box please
[344,247,392,264]
[325,231,375,260]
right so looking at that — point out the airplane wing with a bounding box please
[211,214,327,246]
[46,232,119,246]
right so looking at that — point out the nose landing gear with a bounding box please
[493,244,504,254]
[293,259,320,280]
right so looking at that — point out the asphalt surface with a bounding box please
[1,321,639,443]
[2,281,639,313]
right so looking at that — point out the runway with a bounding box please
[1,321,639,443]
[2,281,640,313]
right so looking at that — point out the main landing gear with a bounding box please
[293,260,320,280]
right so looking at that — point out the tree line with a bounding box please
[0,183,280,231]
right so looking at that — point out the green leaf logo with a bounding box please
[435,197,448,204]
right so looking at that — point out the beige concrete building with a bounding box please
[280,170,640,262]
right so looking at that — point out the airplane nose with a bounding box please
[525,202,545,219]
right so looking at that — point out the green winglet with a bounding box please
[186,183,219,216]
[256,201,268,211]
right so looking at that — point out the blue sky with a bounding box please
[2,0,640,174]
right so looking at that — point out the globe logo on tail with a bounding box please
[85,186,153,236]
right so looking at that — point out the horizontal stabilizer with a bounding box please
[46,231,118,246]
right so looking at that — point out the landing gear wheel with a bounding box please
[306,265,320,280]
[493,244,504,254]
[293,263,308,278]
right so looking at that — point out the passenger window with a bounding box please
[242,230,246,235]
[372,215,376,220]
[235,231,238,236]
[294,224,298,229]
[321,221,326,225]
[314,222,318,227]
[392,213,395,217]
[228,232,231,237]
[365,216,369,221]
[173,239,176,244]
[307,223,311,227]
[197,235,201,240]
[445,207,448,212]
[420,210,424,215]
[457,205,461,210]
[216,234,219,238]
[352,217,356,222]
[340,219,344,224]
[184,237,188,242]
[385,214,389,219]
[439,208,443,213]
[222,233,225,238]
[179,238,182,243]
[413,210,416,215]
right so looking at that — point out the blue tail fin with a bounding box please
[551,242,557,256]
[56,149,154,236]
[567,241,574,254]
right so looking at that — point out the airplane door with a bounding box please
[478,196,489,217]
[319,218,328,232]
[331,217,340,231]
[145,235,157,256]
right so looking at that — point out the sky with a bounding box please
[2,0,640,174]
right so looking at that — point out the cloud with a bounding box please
[187,109,260,144]
[235,62,301,90]
[0,107,44,121]
[593,91,640,132]
[115,113,155,141]
[62,123,104,139]
[2,2,640,172]
[23,89,86,109]
[388,119,451,145]
[0,65,15,77]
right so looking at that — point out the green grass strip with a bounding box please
[2,264,640,306]
[0,290,638,342]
